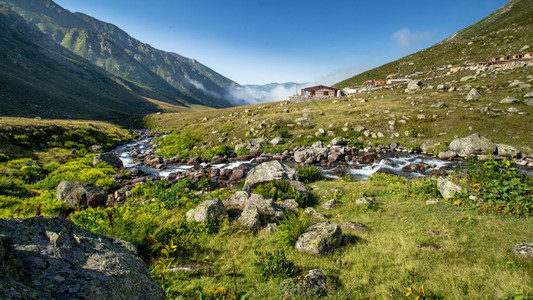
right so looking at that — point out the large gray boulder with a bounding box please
[296,221,342,255]
[406,80,423,92]
[0,217,164,300]
[496,144,520,158]
[449,133,496,157]
[224,191,284,221]
[466,88,482,101]
[294,147,328,164]
[186,198,228,223]
[56,181,107,210]
[93,152,123,169]
[238,204,261,230]
[243,160,298,191]
[437,177,463,199]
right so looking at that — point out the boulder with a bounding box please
[210,155,227,165]
[437,177,462,199]
[56,181,107,210]
[186,198,228,223]
[499,96,519,104]
[524,91,533,99]
[341,222,367,231]
[330,137,347,146]
[294,147,328,164]
[302,207,327,220]
[243,160,298,191]
[93,152,123,169]
[270,137,285,146]
[301,269,327,295]
[224,191,284,221]
[496,144,520,158]
[355,197,375,205]
[0,217,164,300]
[513,243,533,258]
[322,199,341,210]
[238,204,261,230]
[449,133,496,157]
[90,145,103,152]
[296,222,342,255]
[460,75,476,82]
[466,88,482,101]
[438,150,457,159]
[406,80,423,92]
[279,199,299,212]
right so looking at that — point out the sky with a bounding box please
[54,0,509,86]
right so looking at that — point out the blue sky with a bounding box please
[54,0,508,85]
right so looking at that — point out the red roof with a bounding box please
[301,85,339,91]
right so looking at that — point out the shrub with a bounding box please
[201,145,233,160]
[465,159,532,216]
[0,153,9,162]
[296,166,324,183]
[155,132,200,158]
[130,179,200,209]
[253,249,298,281]
[347,140,364,150]
[407,179,440,199]
[274,213,312,247]
[19,165,47,184]
[236,146,250,156]
[251,180,307,205]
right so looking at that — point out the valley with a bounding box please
[0,0,532,299]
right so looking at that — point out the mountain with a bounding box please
[0,6,175,121]
[0,0,239,112]
[335,0,533,88]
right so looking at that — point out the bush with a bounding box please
[236,146,250,156]
[0,153,9,162]
[407,179,440,199]
[130,179,200,209]
[274,213,312,247]
[154,132,200,158]
[34,157,116,191]
[296,166,324,183]
[253,249,298,281]
[465,159,532,216]
[200,145,232,160]
[19,165,47,184]
[251,180,307,205]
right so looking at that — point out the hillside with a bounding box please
[0,0,239,111]
[335,0,533,88]
[0,7,178,122]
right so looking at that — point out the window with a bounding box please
[324,91,329,96]
[310,91,316,96]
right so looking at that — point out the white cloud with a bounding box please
[226,83,305,105]
[391,28,432,53]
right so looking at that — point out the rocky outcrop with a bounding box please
[224,191,284,221]
[56,181,107,210]
[186,198,228,223]
[437,177,462,199]
[93,152,123,169]
[243,160,298,191]
[0,217,164,300]
[238,204,261,230]
[296,222,342,255]
[294,147,328,164]
[449,133,496,157]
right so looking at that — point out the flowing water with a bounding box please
[112,136,463,180]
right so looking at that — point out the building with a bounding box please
[288,85,342,103]
[300,85,341,98]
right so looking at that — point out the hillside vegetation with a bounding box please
[335,0,533,88]
[0,0,238,108]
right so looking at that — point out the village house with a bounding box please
[289,85,342,102]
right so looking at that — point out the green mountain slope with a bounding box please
[335,0,533,88]
[1,0,238,108]
[0,7,178,121]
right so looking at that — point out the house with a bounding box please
[300,85,341,98]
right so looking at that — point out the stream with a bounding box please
[111,135,463,181]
